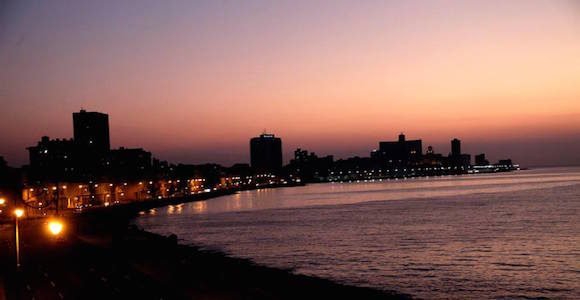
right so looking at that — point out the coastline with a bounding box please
[1,184,411,299]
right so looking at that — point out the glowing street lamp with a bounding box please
[0,198,6,205]
[14,208,24,268]
[48,220,64,236]
[14,208,24,218]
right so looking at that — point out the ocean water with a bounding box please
[134,168,580,299]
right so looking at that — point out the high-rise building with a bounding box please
[73,109,110,154]
[250,133,283,173]
[449,138,471,167]
[451,138,461,157]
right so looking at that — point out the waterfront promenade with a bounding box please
[0,188,409,300]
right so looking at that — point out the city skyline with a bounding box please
[21,109,488,170]
[2,0,580,167]
[1,108,576,167]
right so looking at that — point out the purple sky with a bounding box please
[1,0,579,167]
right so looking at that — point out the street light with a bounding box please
[13,208,24,268]
[14,208,24,218]
[0,198,6,205]
[48,220,64,236]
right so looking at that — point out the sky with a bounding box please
[1,0,579,167]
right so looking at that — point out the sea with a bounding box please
[134,167,580,299]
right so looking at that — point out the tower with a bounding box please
[398,133,406,142]
[73,109,110,175]
[250,133,283,173]
[451,138,461,157]
[73,109,110,153]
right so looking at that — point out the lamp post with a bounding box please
[13,208,24,268]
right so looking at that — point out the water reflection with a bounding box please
[191,201,207,213]
[143,168,580,215]
[135,167,580,299]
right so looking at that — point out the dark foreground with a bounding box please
[0,196,410,299]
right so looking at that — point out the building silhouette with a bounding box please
[19,109,519,199]
[288,148,333,182]
[105,147,152,180]
[27,136,76,181]
[73,109,110,154]
[26,110,156,182]
[0,156,21,207]
[422,145,445,166]
[449,138,470,167]
[374,133,423,164]
[73,109,110,176]
[451,138,461,157]
[250,133,283,173]
[498,159,514,167]
[475,153,490,166]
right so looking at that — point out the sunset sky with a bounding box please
[1,0,579,167]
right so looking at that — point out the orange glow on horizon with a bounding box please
[0,1,579,166]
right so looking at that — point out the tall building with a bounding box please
[449,138,470,168]
[72,109,110,176]
[250,133,283,173]
[451,138,461,157]
[73,109,110,153]
[376,133,423,164]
